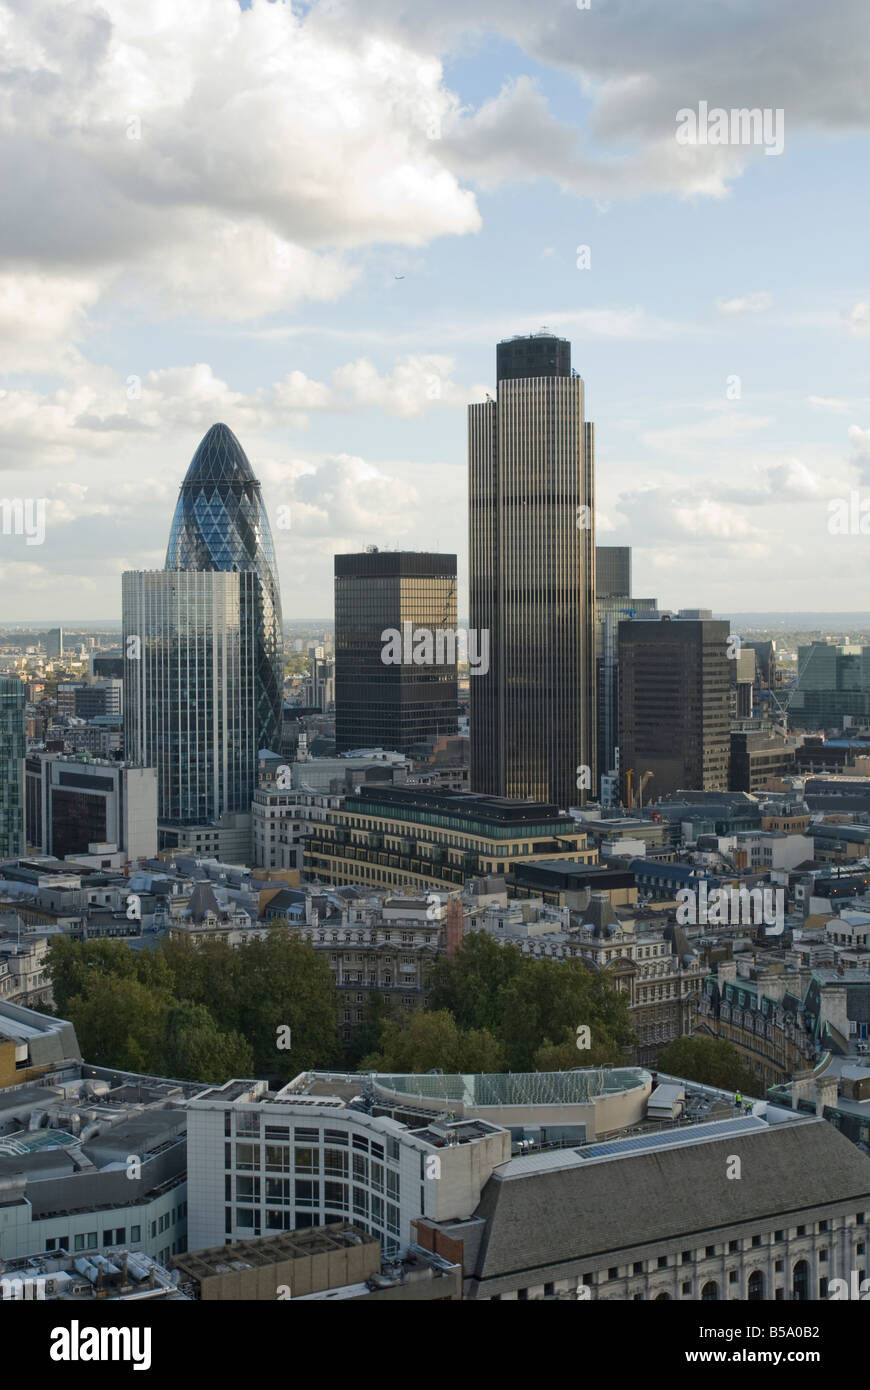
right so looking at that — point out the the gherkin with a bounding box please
[165,423,284,752]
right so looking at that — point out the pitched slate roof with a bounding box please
[469,1118,870,1282]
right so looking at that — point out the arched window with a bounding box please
[701,1281,719,1301]
[654,1291,671,1301]
[793,1260,809,1302]
[748,1270,764,1301]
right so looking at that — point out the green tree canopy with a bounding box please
[656,1036,758,1094]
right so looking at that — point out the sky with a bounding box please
[1,0,870,621]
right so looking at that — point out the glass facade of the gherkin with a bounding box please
[165,423,284,753]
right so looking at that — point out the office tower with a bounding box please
[334,550,459,754]
[596,546,631,599]
[618,616,731,802]
[44,628,63,660]
[469,332,595,807]
[58,679,122,721]
[123,570,258,857]
[27,754,157,860]
[789,643,870,728]
[165,422,283,753]
[90,651,124,680]
[594,546,657,802]
[0,677,25,859]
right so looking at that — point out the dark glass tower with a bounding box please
[0,676,25,858]
[334,550,459,754]
[469,334,595,808]
[165,423,283,752]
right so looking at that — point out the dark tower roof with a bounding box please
[180,422,257,486]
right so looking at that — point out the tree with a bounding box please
[428,931,523,1033]
[361,1009,506,1074]
[161,1001,254,1083]
[343,990,389,1067]
[232,929,341,1080]
[48,938,138,1016]
[498,958,635,1071]
[66,975,169,1074]
[656,1036,758,1094]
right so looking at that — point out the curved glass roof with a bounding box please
[374,1068,651,1107]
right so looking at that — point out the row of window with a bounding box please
[46,1225,141,1253]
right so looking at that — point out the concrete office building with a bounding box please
[0,1062,196,1265]
[26,755,157,861]
[0,677,25,861]
[184,1076,510,1257]
[469,333,595,807]
[618,616,731,802]
[334,550,459,756]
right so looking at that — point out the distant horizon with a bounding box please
[7,611,870,630]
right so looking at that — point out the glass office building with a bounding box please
[0,676,25,858]
[122,569,258,828]
[165,423,283,753]
[469,334,596,808]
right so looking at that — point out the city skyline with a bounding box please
[3,3,870,621]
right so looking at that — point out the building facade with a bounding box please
[302,785,596,892]
[469,333,595,807]
[334,550,459,755]
[618,616,732,801]
[0,677,25,860]
[123,569,259,857]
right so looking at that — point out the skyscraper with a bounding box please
[594,545,657,800]
[469,332,595,807]
[0,676,25,859]
[165,422,283,753]
[334,550,459,754]
[618,615,731,802]
[123,424,283,858]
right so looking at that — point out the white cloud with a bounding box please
[807,395,849,412]
[848,302,870,333]
[715,292,773,316]
[0,0,480,325]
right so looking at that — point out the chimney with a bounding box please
[445,898,463,961]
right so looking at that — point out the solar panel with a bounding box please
[576,1116,767,1162]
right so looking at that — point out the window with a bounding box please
[87,1232,97,1249]
[45,1239,56,1252]
[325,1148,349,1178]
[131,1226,141,1243]
[295,1147,319,1174]
[681,1251,691,1264]
[705,1245,715,1258]
[728,1271,738,1284]
[235,1143,256,1171]
[544,1282,554,1297]
[608,1267,618,1279]
[517,1288,528,1301]
[728,1240,739,1253]
[294,1180,320,1208]
[751,1235,761,1248]
[633,1261,643,1275]
[657,1256,667,1269]
[266,1144,290,1172]
[774,1230,783,1242]
[796,1225,805,1236]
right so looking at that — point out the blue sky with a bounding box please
[1,0,869,619]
